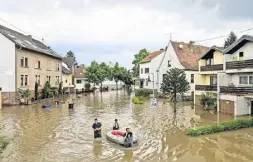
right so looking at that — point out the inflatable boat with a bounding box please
[106,130,138,146]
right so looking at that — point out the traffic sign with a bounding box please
[151,98,157,108]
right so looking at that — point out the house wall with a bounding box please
[198,59,206,71]
[226,42,253,62]
[62,74,73,88]
[0,33,16,92]
[213,51,224,64]
[102,80,124,90]
[74,78,86,90]
[16,49,62,93]
[139,62,153,89]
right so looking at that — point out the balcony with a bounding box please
[200,64,223,71]
[220,86,253,94]
[226,59,253,70]
[195,85,217,91]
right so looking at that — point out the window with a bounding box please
[210,76,217,85]
[239,52,244,61]
[191,74,194,83]
[250,76,253,84]
[35,61,41,69]
[76,80,82,84]
[46,76,51,83]
[65,79,68,83]
[21,75,28,86]
[55,76,60,84]
[163,74,167,81]
[20,57,28,67]
[206,58,213,65]
[35,75,40,85]
[168,60,171,67]
[145,68,149,74]
[56,64,59,71]
[239,76,248,84]
[141,68,143,74]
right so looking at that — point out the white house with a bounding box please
[218,35,253,116]
[73,68,87,91]
[139,41,209,96]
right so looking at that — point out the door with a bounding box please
[219,100,235,116]
[251,101,253,115]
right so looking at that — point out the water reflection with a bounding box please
[0,91,253,162]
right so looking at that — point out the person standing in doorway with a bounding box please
[92,118,102,139]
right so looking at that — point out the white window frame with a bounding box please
[239,75,250,85]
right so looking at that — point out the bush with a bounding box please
[85,83,91,90]
[199,92,217,110]
[0,136,9,153]
[132,96,143,104]
[188,118,253,136]
[135,88,155,97]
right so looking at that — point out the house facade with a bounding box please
[62,62,74,94]
[139,41,209,96]
[0,24,62,105]
[218,35,253,116]
[74,68,87,91]
[194,46,224,105]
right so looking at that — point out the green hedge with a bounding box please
[0,136,9,153]
[132,96,143,104]
[135,88,156,97]
[188,118,253,136]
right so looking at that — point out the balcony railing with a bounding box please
[226,59,253,70]
[220,86,253,94]
[200,64,223,71]
[195,85,217,91]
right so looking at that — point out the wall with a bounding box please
[139,62,153,89]
[236,96,249,116]
[62,74,73,88]
[198,59,206,71]
[102,80,124,90]
[218,72,232,86]
[0,34,16,92]
[213,51,224,64]
[231,42,253,60]
[16,49,62,92]
[74,78,86,90]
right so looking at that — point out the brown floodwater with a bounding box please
[0,91,253,162]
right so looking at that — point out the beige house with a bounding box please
[0,24,62,105]
[62,62,74,94]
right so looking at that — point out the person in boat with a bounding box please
[113,119,120,130]
[92,118,102,139]
[123,128,133,148]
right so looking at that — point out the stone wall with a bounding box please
[2,92,20,106]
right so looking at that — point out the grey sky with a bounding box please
[0,0,253,68]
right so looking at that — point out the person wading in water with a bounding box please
[113,119,120,130]
[92,118,102,139]
[123,128,133,148]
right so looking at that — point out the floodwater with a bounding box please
[0,91,253,162]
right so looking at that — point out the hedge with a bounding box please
[135,88,156,97]
[132,96,143,104]
[188,118,253,136]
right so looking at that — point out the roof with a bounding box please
[139,50,165,64]
[0,24,61,59]
[62,62,72,75]
[63,57,77,68]
[223,35,253,54]
[199,46,224,60]
[171,41,209,70]
[73,68,85,78]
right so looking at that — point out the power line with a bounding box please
[0,17,28,35]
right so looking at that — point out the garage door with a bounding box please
[195,95,201,105]
[219,100,235,116]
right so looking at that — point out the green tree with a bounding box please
[35,82,39,100]
[132,49,149,77]
[66,50,75,57]
[85,61,100,87]
[42,81,53,99]
[224,31,237,48]
[98,62,108,90]
[58,82,63,95]
[121,69,133,89]
[160,68,190,102]
[113,62,122,90]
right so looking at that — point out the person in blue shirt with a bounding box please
[92,118,102,139]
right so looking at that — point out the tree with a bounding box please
[35,82,39,100]
[98,62,108,91]
[132,49,149,77]
[160,68,190,102]
[224,31,237,48]
[85,61,100,86]
[58,82,63,95]
[66,50,75,57]
[78,64,85,68]
[121,69,133,89]
[113,62,122,90]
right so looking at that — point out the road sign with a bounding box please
[151,98,157,108]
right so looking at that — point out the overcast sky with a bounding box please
[1,0,253,68]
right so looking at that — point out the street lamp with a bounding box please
[148,73,155,99]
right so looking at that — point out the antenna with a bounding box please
[164,32,175,42]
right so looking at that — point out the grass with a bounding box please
[188,118,253,136]
[0,136,9,153]
[132,96,144,104]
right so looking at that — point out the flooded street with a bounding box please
[1,91,253,162]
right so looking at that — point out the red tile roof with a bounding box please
[74,68,85,78]
[171,41,209,70]
[139,50,165,64]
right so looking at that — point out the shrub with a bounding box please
[188,118,253,136]
[58,82,63,95]
[0,136,9,153]
[135,88,155,97]
[199,92,217,110]
[85,83,91,90]
[132,96,143,104]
